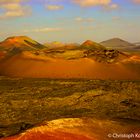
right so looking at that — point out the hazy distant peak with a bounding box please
[101,38,130,43]
[100,38,135,49]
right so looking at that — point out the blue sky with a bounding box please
[0,0,140,43]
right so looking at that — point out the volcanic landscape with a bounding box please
[0,36,140,140]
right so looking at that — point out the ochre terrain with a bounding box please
[0,36,140,79]
[0,51,140,79]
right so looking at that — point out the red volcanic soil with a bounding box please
[1,118,140,140]
[0,118,94,140]
[1,131,92,140]
[0,51,140,79]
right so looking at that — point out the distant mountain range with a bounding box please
[44,38,140,51]
[0,36,140,51]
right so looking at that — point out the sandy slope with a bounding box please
[1,118,140,140]
[0,51,6,60]
[0,51,140,79]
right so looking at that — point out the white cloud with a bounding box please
[109,4,119,9]
[73,0,111,7]
[75,17,94,22]
[103,3,119,10]
[23,27,62,33]
[0,0,31,19]
[45,4,64,10]
[0,0,22,4]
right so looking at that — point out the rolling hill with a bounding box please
[44,42,80,50]
[80,40,105,50]
[0,50,140,79]
[44,41,65,48]
[0,36,46,51]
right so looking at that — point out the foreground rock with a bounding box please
[1,118,140,140]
